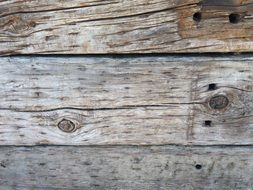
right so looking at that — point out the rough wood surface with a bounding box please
[1,0,253,55]
[0,145,252,190]
[1,55,253,145]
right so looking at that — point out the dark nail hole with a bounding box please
[193,12,202,22]
[195,164,202,170]
[229,13,241,24]
[204,120,212,127]
[208,83,217,91]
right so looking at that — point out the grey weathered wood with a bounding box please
[0,107,189,145]
[0,56,253,145]
[0,145,252,190]
[1,0,253,55]
[0,56,193,110]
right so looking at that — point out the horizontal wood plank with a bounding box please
[0,107,189,145]
[1,56,253,145]
[0,56,193,110]
[1,0,253,54]
[0,145,253,190]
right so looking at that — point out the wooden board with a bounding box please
[2,1,252,188]
[0,145,253,190]
[1,55,253,145]
[1,0,253,55]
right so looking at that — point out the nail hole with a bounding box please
[195,164,202,170]
[204,120,212,127]
[193,12,202,22]
[208,83,217,91]
[229,13,241,24]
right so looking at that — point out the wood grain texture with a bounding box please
[1,55,253,145]
[0,145,253,190]
[1,0,253,54]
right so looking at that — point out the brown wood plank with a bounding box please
[1,55,253,145]
[1,0,253,54]
[0,145,252,190]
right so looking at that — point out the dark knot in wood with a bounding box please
[209,95,229,110]
[58,119,76,133]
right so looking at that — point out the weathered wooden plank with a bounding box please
[1,0,253,54]
[0,107,189,145]
[1,55,253,145]
[2,56,192,145]
[0,56,193,110]
[0,145,252,190]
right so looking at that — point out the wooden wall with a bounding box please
[1,0,253,189]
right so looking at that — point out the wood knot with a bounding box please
[209,95,229,110]
[58,119,77,133]
[1,16,36,34]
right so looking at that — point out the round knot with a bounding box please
[209,95,229,110]
[58,119,76,133]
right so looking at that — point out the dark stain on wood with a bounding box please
[45,35,59,41]
[177,0,252,39]
[201,0,253,13]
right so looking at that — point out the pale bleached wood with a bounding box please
[1,56,253,145]
[1,0,253,54]
[0,145,253,190]
[0,56,193,111]
[0,56,193,146]
[0,107,189,145]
